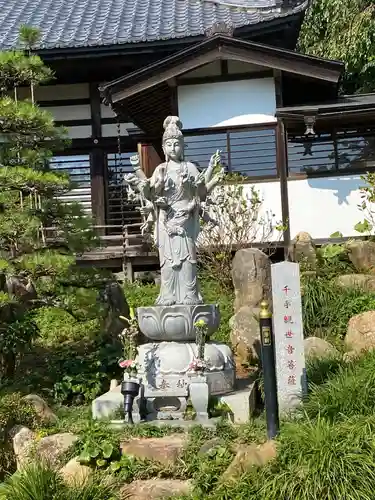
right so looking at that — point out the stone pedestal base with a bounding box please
[189,374,209,421]
[136,340,235,420]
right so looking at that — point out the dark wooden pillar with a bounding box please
[89,82,106,227]
[276,119,291,259]
[138,143,163,177]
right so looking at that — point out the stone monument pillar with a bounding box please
[124,116,236,420]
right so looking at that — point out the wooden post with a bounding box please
[89,82,106,231]
[276,119,291,259]
[137,143,163,178]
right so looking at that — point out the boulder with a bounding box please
[222,441,276,481]
[304,337,339,361]
[232,248,271,312]
[12,428,78,469]
[11,426,36,469]
[198,437,223,455]
[345,310,375,354]
[120,479,191,500]
[120,434,187,465]
[347,241,375,272]
[59,457,91,487]
[22,394,58,424]
[335,274,375,292]
[289,232,317,270]
[230,306,261,363]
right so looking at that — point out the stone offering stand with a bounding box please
[92,115,256,425]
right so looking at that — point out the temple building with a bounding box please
[0,0,374,272]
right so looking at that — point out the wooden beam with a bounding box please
[276,119,291,258]
[111,50,222,102]
[220,47,340,83]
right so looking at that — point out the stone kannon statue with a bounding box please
[124,116,224,306]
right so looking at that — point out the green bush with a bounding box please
[316,242,354,278]
[32,308,100,346]
[52,339,120,405]
[0,393,40,479]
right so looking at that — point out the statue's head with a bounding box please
[162,116,184,162]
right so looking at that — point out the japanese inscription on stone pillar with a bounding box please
[271,261,307,413]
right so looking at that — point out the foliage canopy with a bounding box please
[299,0,375,94]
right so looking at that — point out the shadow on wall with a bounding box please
[307,175,363,205]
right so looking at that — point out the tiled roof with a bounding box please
[0,0,308,52]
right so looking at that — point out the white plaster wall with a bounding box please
[16,83,89,101]
[42,104,91,121]
[177,79,276,129]
[102,122,135,137]
[67,125,92,139]
[287,175,364,239]
[216,174,365,244]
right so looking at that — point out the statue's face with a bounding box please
[163,138,183,161]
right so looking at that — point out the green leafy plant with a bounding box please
[354,172,375,236]
[78,439,121,469]
[74,421,122,471]
[52,340,120,404]
[0,313,39,379]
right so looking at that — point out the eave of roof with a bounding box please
[0,0,308,54]
[276,93,375,119]
[100,34,344,104]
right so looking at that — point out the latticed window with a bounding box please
[184,125,277,179]
[106,152,141,230]
[287,128,375,175]
[49,154,92,215]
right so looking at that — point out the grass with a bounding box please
[302,275,375,339]
[303,349,375,421]
[0,462,118,500]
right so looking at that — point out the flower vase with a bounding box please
[188,372,209,421]
[121,379,140,424]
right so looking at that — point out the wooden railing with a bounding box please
[42,223,158,277]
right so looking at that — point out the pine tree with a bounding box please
[0,27,98,378]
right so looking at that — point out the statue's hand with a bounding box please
[216,167,226,182]
[209,150,221,169]
[180,168,190,185]
[195,171,206,186]
[130,154,140,169]
[167,225,184,236]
